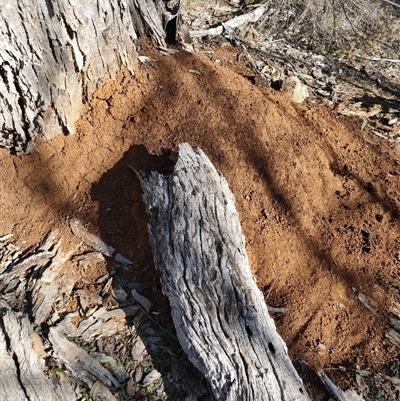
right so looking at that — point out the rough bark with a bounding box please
[0,0,167,154]
[140,143,311,401]
[48,327,121,389]
[0,232,145,401]
[0,302,77,401]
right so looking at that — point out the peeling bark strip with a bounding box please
[140,143,311,401]
[0,302,77,401]
[0,0,166,153]
[49,327,121,389]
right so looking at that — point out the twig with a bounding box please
[222,24,322,93]
[362,136,378,146]
[382,0,400,9]
[317,370,365,401]
[190,4,268,38]
[0,233,13,242]
[355,55,400,63]
[357,292,379,316]
[127,164,145,183]
[136,303,179,341]
[370,130,389,140]
[265,271,281,300]
[267,306,288,314]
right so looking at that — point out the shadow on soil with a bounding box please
[4,36,399,401]
[91,145,212,400]
[85,51,398,399]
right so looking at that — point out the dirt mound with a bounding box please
[1,46,399,397]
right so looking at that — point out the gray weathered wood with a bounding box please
[31,242,78,324]
[140,143,311,401]
[49,327,121,389]
[0,302,77,401]
[0,232,147,401]
[317,370,365,401]
[190,4,268,38]
[0,0,166,153]
[0,328,28,401]
[55,306,140,340]
[0,231,82,325]
[69,218,133,265]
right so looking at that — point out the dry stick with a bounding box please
[370,130,390,139]
[238,268,287,313]
[340,2,359,37]
[383,0,400,9]
[223,24,321,90]
[362,136,378,146]
[264,271,287,313]
[190,4,268,38]
[136,303,179,341]
[317,370,358,401]
[355,55,400,63]
[265,271,282,301]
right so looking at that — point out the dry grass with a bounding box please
[250,0,400,55]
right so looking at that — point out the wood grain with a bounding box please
[0,0,166,153]
[140,143,311,401]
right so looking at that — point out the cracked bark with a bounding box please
[0,0,167,153]
[0,302,77,401]
[140,143,311,401]
[0,232,79,400]
[0,231,144,401]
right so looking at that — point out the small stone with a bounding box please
[311,68,323,79]
[281,76,309,103]
[90,381,117,401]
[142,369,161,386]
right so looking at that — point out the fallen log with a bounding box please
[140,143,311,401]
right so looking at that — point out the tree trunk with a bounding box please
[140,143,311,401]
[0,0,168,154]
